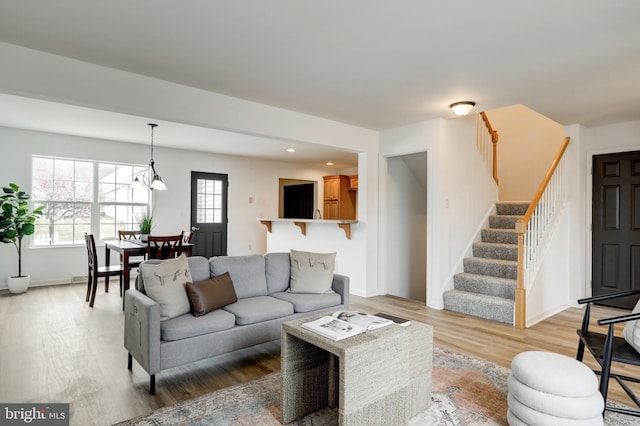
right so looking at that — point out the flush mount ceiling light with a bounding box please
[286,148,296,152]
[449,101,476,116]
[326,162,334,166]
[132,123,167,191]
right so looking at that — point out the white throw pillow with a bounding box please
[623,299,640,353]
[289,249,336,294]
[139,254,191,321]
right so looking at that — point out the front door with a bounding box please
[190,171,228,258]
[592,151,640,309]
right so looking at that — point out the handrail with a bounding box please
[477,112,499,184]
[520,137,571,224]
[514,136,571,328]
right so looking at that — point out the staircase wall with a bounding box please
[379,114,499,309]
[526,205,572,326]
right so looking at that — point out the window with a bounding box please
[196,178,223,223]
[32,156,150,246]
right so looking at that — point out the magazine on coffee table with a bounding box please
[301,316,366,341]
[373,312,411,327]
[331,310,394,330]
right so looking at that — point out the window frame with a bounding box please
[31,155,152,247]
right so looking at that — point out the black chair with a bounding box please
[84,234,123,308]
[576,289,640,417]
[146,233,183,260]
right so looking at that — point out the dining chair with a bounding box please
[146,233,184,259]
[118,230,145,272]
[84,233,124,308]
[179,230,194,257]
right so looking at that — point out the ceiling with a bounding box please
[0,1,639,165]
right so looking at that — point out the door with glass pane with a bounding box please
[190,172,228,257]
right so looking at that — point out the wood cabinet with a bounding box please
[323,175,356,220]
[349,175,358,190]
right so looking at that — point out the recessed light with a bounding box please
[326,162,334,166]
[286,148,295,152]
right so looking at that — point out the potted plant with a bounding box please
[138,213,153,241]
[0,183,44,293]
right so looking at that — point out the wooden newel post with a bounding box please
[515,218,526,328]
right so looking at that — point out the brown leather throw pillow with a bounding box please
[185,272,238,317]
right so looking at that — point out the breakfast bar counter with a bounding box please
[258,218,358,239]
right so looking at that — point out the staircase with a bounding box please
[443,202,529,324]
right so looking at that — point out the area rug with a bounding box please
[115,346,633,425]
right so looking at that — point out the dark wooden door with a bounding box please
[190,172,228,258]
[592,151,640,309]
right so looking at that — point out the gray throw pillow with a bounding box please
[139,254,191,320]
[289,249,336,294]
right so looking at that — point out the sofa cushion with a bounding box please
[187,256,211,282]
[160,309,236,341]
[185,273,238,317]
[289,250,336,294]
[210,254,268,299]
[222,296,294,325]
[139,254,191,321]
[265,252,291,294]
[270,291,342,313]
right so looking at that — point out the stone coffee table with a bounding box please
[281,314,433,425]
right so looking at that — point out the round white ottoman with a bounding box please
[507,351,604,426]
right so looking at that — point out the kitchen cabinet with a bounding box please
[323,175,356,220]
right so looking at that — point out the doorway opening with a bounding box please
[384,152,428,302]
[279,179,318,219]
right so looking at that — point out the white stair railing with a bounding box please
[515,136,571,328]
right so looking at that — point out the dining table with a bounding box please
[105,240,147,305]
[105,239,194,309]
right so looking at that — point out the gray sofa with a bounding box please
[124,253,349,394]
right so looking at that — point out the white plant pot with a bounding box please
[8,275,30,294]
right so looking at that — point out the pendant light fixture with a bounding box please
[132,123,167,191]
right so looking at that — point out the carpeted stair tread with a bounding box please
[463,257,517,280]
[443,290,514,324]
[453,273,516,299]
[496,202,530,216]
[481,228,518,244]
[444,201,531,326]
[472,242,518,261]
[489,215,521,229]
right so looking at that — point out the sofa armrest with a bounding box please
[332,274,350,307]
[124,289,161,375]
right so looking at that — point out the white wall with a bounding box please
[0,126,330,288]
[487,104,564,201]
[526,206,571,326]
[265,221,367,296]
[379,114,498,309]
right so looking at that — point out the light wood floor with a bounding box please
[0,282,638,425]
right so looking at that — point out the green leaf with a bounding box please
[21,223,35,236]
